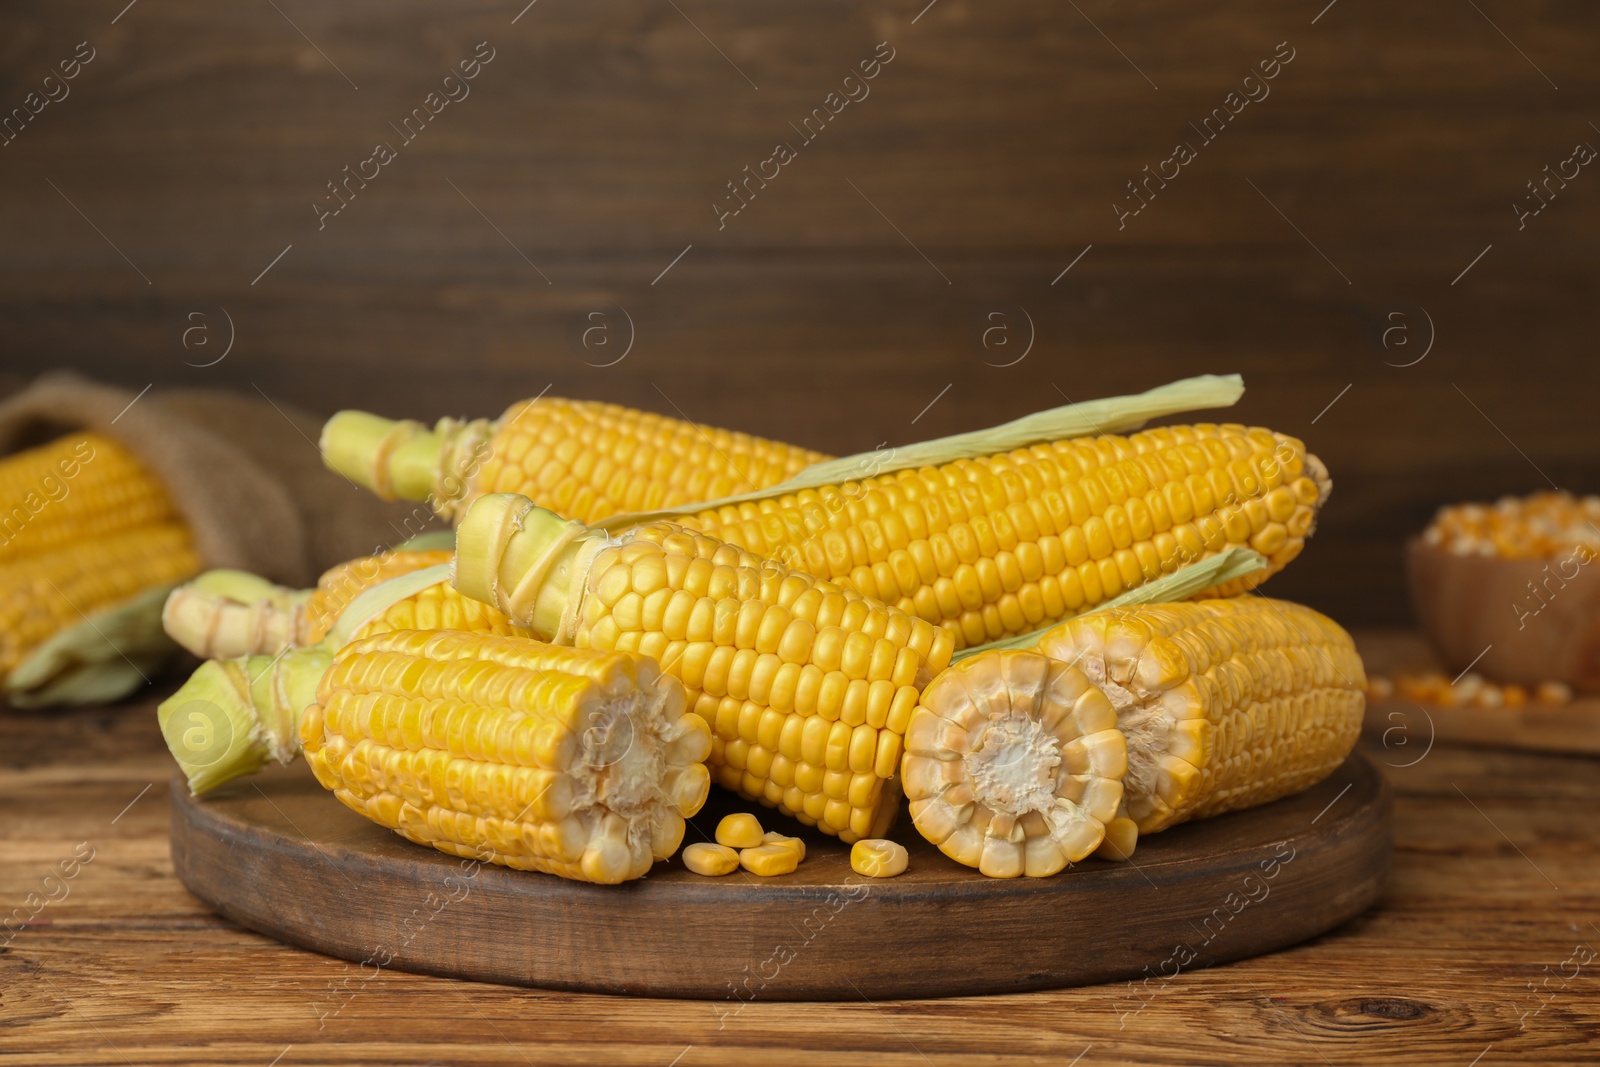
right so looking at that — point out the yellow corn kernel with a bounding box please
[850,838,909,878]
[762,830,806,862]
[739,843,799,876]
[716,812,764,848]
[682,842,740,876]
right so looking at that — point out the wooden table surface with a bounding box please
[4,630,1598,1066]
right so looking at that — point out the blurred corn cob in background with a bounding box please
[162,545,530,661]
[903,597,1366,874]
[321,396,831,524]
[0,433,200,680]
[452,495,956,842]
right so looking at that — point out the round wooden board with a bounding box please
[170,754,1390,1001]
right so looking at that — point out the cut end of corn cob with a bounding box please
[162,570,309,660]
[1036,598,1366,835]
[158,648,329,795]
[298,629,712,884]
[453,494,958,843]
[903,651,1127,877]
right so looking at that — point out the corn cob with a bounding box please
[1036,598,1365,833]
[0,434,179,564]
[903,598,1365,874]
[452,494,957,842]
[162,549,531,660]
[165,628,710,883]
[321,398,830,525]
[0,522,200,676]
[681,424,1329,650]
[0,433,202,676]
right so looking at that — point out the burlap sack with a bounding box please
[0,373,425,585]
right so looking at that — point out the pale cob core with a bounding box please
[322,400,830,526]
[451,495,957,842]
[0,433,201,675]
[299,629,712,884]
[903,651,1128,877]
[1035,598,1366,834]
[684,423,1329,650]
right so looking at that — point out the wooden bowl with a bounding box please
[1407,537,1600,689]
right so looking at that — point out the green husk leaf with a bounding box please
[6,583,182,708]
[157,647,331,795]
[596,374,1244,531]
[325,563,452,647]
[394,530,455,552]
[950,547,1268,661]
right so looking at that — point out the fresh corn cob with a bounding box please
[902,598,1364,874]
[320,398,830,524]
[452,494,957,842]
[681,424,1329,650]
[0,434,179,564]
[162,549,531,660]
[165,628,710,883]
[0,522,200,676]
[1036,598,1365,833]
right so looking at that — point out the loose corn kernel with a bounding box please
[762,830,806,862]
[1537,681,1574,705]
[851,839,908,878]
[716,812,764,849]
[682,842,740,876]
[739,843,799,876]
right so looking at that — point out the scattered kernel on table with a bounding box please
[682,842,740,877]
[1423,492,1600,559]
[762,831,805,862]
[715,813,763,849]
[851,839,909,879]
[1366,672,1575,708]
[738,843,799,877]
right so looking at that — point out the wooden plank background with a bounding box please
[2,0,1597,625]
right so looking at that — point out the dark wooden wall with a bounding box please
[2,1,1597,625]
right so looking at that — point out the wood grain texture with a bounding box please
[4,2,1600,627]
[167,756,1387,1000]
[4,680,1599,1064]
[1358,628,1600,756]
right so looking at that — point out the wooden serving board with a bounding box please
[170,755,1389,1001]
[1355,630,1600,757]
